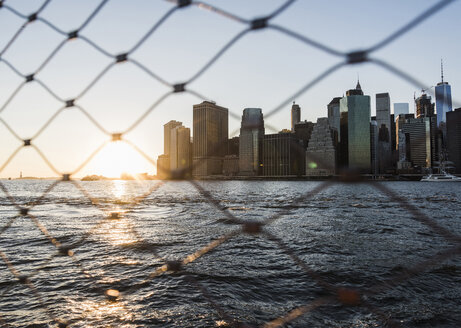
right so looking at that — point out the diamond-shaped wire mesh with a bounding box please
[1,0,461,327]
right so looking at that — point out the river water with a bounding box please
[0,180,460,327]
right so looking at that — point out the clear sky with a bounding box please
[1,0,460,178]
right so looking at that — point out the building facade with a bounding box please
[170,125,191,178]
[262,132,304,176]
[291,102,301,132]
[447,108,461,173]
[305,118,336,176]
[415,93,435,119]
[339,81,371,172]
[164,120,182,156]
[376,93,392,173]
[192,101,228,176]
[396,115,437,169]
[239,108,264,176]
[327,97,341,138]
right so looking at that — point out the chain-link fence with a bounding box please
[1,0,461,327]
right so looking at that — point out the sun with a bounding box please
[84,141,152,178]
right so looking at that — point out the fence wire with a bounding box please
[0,0,460,327]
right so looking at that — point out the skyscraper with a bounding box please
[393,103,409,119]
[262,132,304,176]
[396,115,437,169]
[435,61,452,127]
[291,102,301,132]
[376,93,392,173]
[239,108,264,176]
[446,108,461,173]
[339,81,371,172]
[415,93,435,118]
[327,97,341,138]
[305,118,336,176]
[170,125,191,178]
[164,120,182,156]
[193,101,228,176]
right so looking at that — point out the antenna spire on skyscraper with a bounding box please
[441,58,444,83]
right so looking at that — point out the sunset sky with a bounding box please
[0,0,460,178]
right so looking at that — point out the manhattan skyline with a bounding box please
[0,0,460,178]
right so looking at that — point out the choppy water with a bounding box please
[0,180,460,327]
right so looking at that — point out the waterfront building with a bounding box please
[239,108,264,176]
[447,108,461,173]
[339,81,371,172]
[435,61,452,127]
[193,101,228,176]
[228,136,239,156]
[305,117,336,176]
[170,125,191,178]
[157,154,170,179]
[327,97,341,138]
[393,103,410,119]
[396,115,437,168]
[390,114,397,168]
[370,120,378,175]
[223,155,239,176]
[291,102,301,132]
[262,132,304,176]
[376,93,392,173]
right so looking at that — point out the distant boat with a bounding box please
[421,171,461,182]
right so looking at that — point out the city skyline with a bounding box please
[1,0,461,177]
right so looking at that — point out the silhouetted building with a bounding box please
[396,115,437,169]
[193,101,228,176]
[294,121,314,148]
[393,103,409,119]
[415,93,435,118]
[339,81,371,172]
[291,102,301,132]
[170,125,191,178]
[228,136,239,156]
[327,97,341,138]
[306,118,336,176]
[376,93,392,173]
[157,154,170,179]
[164,120,182,156]
[262,132,304,176]
[370,120,378,175]
[447,108,461,173]
[239,108,264,176]
[223,155,239,176]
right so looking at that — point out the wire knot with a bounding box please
[65,99,75,108]
[166,260,182,272]
[23,139,31,146]
[68,30,78,40]
[25,74,34,83]
[173,83,186,93]
[177,0,192,8]
[19,207,29,216]
[347,50,368,64]
[251,17,268,30]
[62,174,71,181]
[112,133,122,141]
[28,13,37,23]
[116,53,128,63]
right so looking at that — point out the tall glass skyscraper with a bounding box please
[435,62,452,126]
[239,108,264,176]
[339,81,371,172]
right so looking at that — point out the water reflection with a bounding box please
[112,180,127,199]
[66,297,135,327]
